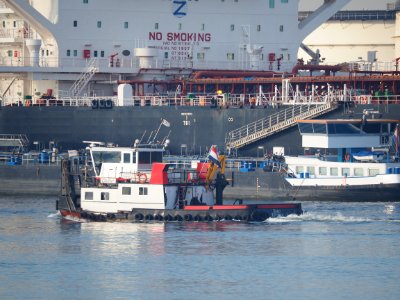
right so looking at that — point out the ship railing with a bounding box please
[225,102,337,148]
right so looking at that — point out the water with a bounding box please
[1,196,399,300]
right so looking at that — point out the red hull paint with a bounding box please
[184,205,250,210]
[60,210,81,219]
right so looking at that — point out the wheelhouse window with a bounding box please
[138,151,162,164]
[101,192,109,200]
[354,168,364,176]
[85,192,93,200]
[92,151,122,164]
[123,153,131,163]
[73,20,78,27]
[139,187,148,195]
[319,167,327,176]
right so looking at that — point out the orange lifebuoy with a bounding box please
[25,100,31,107]
[360,96,367,104]
[345,153,350,161]
[137,173,147,183]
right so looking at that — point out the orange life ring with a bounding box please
[137,173,147,183]
[345,153,350,161]
[25,100,31,107]
[360,96,367,104]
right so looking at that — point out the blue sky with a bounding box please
[300,0,393,11]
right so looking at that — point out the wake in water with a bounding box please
[266,211,376,223]
[47,211,61,218]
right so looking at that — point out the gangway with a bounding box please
[225,102,338,149]
[69,58,98,98]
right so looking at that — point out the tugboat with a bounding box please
[57,137,302,222]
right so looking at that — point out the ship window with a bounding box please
[164,52,169,59]
[279,25,284,32]
[201,24,205,31]
[178,23,182,30]
[330,167,338,176]
[139,187,148,195]
[295,166,304,174]
[2,21,5,28]
[13,21,16,27]
[123,153,131,163]
[257,25,261,32]
[122,50,130,56]
[138,151,163,164]
[313,124,327,134]
[327,124,360,134]
[354,168,364,176]
[93,50,98,57]
[230,24,235,31]
[85,192,93,200]
[368,169,379,176]
[281,0,288,3]
[66,50,71,57]
[83,0,89,3]
[7,50,12,57]
[124,22,129,29]
[307,166,315,175]
[342,168,350,177]
[155,23,159,30]
[269,0,275,8]
[101,51,105,57]
[319,167,327,175]
[197,52,205,60]
[97,21,102,28]
[227,53,235,60]
[101,192,109,200]
[122,187,131,195]
[73,50,78,57]
[73,20,78,27]
[92,151,121,165]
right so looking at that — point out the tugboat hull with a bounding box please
[59,203,302,223]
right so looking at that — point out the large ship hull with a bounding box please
[1,103,399,156]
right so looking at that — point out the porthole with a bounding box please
[122,50,131,56]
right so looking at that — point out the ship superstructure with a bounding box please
[0,0,350,103]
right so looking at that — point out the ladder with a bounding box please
[69,58,98,98]
[225,102,338,149]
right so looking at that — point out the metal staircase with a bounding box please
[225,102,338,149]
[69,58,98,98]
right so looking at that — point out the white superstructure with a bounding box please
[0,0,350,103]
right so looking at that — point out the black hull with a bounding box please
[59,203,303,223]
[1,103,399,156]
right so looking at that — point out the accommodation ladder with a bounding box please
[225,102,338,149]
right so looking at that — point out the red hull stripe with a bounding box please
[60,210,81,218]
[184,205,250,211]
[257,204,298,209]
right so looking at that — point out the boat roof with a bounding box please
[297,119,400,124]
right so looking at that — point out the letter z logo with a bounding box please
[172,1,187,18]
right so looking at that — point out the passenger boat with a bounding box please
[281,119,400,201]
[57,136,302,222]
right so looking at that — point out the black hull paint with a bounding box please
[1,103,399,156]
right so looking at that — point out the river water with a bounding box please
[0,196,399,300]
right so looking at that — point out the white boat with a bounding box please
[282,119,400,201]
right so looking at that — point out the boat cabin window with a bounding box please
[354,168,364,176]
[330,167,338,176]
[327,124,360,134]
[123,153,131,163]
[307,166,315,175]
[368,169,379,176]
[101,192,109,200]
[298,123,327,134]
[295,166,304,174]
[92,151,121,164]
[138,151,163,164]
[342,168,350,177]
[139,187,148,195]
[85,192,93,200]
[319,167,327,176]
[122,187,131,195]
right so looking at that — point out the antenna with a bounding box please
[147,131,154,143]
[138,130,146,144]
